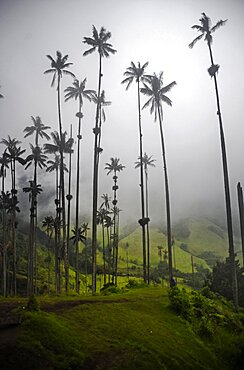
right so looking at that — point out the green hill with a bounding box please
[0,286,243,369]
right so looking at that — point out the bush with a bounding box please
[168,287,192,320]
[26,295,40,312]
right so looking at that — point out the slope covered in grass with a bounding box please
[1,286,243,369]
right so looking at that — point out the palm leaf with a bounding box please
[188,33,204,48]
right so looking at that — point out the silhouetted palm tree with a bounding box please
[83,25,116,293]
[44,51,75,293]
[97,206,110,285]
[24,116,50,146]
[189,13,238,309]
[42,216,54,294]
[80,222,90,294]
[1,136,26,295]
[23,181,43,295]
[122,61,149,283]
[0,151,9,296]
[70,225,86,293]
[65,77,95,292]
[46,154,67,293]
[135,153,156,283]
[105,157,125,285]
[141,72,176,287]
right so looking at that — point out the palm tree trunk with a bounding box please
[75,100,82,293]
[145,169,150,284]
[57,75,68,293]
[207,42,238,310]
[237,183,244,266]
[91,53,102,294]
[12,159,17,296]
[137,81,147,283]
[66,124,73,286]
[102,223,106,285]
[157,105,173,287]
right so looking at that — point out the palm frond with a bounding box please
[83,47,96,56]
[188,33,204,48]
[211,19,227,33]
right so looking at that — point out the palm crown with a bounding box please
[135,153,156,171]
[44,131,74,155]
[25,145,47,170]
[105,157,125,175]
[46,154,68,173]
[91,90,111,123]
[83,26,117,57]
[189,12,227,49]
[121,61,149,89]
[44,50,75,87]
[24,116,50,145]
[140,72,176,121]
[64,78,96,104]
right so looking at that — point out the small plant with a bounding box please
[168,287,192,320]
[26,295,40,312]
[197,316,214,338]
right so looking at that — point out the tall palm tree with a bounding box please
[105,157,125,285]
[1,136,26,295]
[46,154,68,293]
[97,206,110,285]
[44,130,73,292]
[80,222,90,294]
[189,13,238,309]
[122,61,149,283]
[65,77,95,293]
[135,153,156,283]
[44,50,75,293]
[83,26,116,294]
[42,216,54,294]
[25,145,47,295]
[141,72,176,287]
[70,226,86,293]
[0,151,9,296]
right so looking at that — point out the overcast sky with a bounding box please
[0,0,244,227]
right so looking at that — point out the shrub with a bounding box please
[168,287,192,320]
[26,295,40,312]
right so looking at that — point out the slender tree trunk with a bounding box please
[207,42,238,310]
[137,81,147,283]
[12,160,17,296]
[145,169,150,284]
[2,175,7,296]
[237,183,244,266]
[91,53,102,294]
[66,124,73,287]
[157,105,173,287]
[57,75,68,293]
[75,100,82,293]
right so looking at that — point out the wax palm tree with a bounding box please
[97,207,110,285]
[122,61,149,283]
[44,50,75,292]
[70,226,86,293]
[135,153,156,283]
[46,154,68,293]
[141,72,176,287]
[44,131,73,292]
[25,145,47,295]
[23,181,43,295]
[105,157,125,284]
[189,13,238,309]
[1,136,26,295]
[42,216,54,294]
[0,151,9,296]
[80,222,90,294]
[64,77,95,292]
[83,25,116,293]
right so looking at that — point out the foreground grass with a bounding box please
[0,286,243,369]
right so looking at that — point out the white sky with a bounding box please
[0,0,244,227]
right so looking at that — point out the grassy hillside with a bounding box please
[0,286,243,369]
